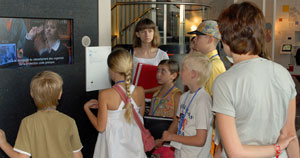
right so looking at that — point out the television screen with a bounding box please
[282,44,292,52]
[0,17,73,68]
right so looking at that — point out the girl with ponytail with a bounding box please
[84,48,147,158]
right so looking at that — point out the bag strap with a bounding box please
[112,85,145,130]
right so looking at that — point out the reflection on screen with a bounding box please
[0,17,73,68]
[0,44,17,66]
[282,44,292,51]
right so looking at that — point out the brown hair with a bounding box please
[30,71,63,109]
[133,18,160,48]
[218,2,266,56]
[158,59,180,82]
[107,48,134,123]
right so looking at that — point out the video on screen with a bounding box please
[0,17,73,68]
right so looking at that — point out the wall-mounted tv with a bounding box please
[0,17,73,68]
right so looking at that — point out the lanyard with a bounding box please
[177,88,201,135]
[115,80,124,84]
[209,54,218,60]
[151,85,175,115]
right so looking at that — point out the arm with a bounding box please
[0,130,29,158]
[281,98,299,157]
[136,86,145,116]
[96,91,108,132]
[163,129,208,147]
[168,116,179,134]
[83,90,108,133]
[148,98,153,116]
[83,99,99,130]
[145,85,161,94]
[173,91,181,120]
[216,113,296,158]
[73,151,83,158]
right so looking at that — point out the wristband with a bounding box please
[274,144,280,158]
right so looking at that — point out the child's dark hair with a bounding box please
[218,2,266,56]
[158,59,179,82]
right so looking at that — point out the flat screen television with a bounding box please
[282,44,292,52]
[0,17,73,68]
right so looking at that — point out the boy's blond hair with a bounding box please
[30,71,63,109]
[183,53,212,86]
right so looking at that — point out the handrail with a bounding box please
[111,7,154,42]
[119,7,154,35]
[111,1,211,44]
[111,1,211,10]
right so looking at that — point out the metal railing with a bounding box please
[111,1,211,46]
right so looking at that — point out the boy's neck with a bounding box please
[39,106,57,111]
[188,83,201,93]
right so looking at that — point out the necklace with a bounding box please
[151,85,175,115]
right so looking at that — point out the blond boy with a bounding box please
[162,53,213,158]
[0,71,82,158]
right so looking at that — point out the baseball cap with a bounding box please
[187,20,221,40]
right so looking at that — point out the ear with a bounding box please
[58,90,62,100]
[191,70,198,80]
[30,91,33,98]
[136,32,140,38]
[171,72,178,81]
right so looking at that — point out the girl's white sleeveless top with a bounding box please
[93,85,147,158]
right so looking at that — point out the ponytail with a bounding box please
[124,70,133,123]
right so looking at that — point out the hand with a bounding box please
[0,129,7,145]
[162,131,173,142]
[27,26,39,40]
[155,139,163,148]
[84,99,99,110]
[277,131,297,152]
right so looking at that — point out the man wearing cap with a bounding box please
[188,20,226,158]
[188,20,226,96]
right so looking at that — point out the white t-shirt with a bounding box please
[174,88,213,158]
[212,57,296,158]
[132,48,169,78]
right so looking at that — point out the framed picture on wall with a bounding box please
[0,17,73,68]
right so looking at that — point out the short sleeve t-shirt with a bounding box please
[212,57,296,158]
[174,88,213,158]
[14,110,83,158]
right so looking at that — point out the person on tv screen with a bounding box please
[23,19,69,65]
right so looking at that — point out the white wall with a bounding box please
[99,0,111,46]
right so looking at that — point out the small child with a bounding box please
[149,59,182,118]
[149,59,182,158]
[0,71,83,158]
[162,53,213,158]
[84,48,147,158]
